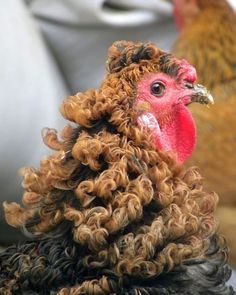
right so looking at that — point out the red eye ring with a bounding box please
[151,81,166,97]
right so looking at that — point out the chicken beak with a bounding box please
[191,84,214,105]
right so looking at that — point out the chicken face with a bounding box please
[173,0,200,31]
[135,59,213,163]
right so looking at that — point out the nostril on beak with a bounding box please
[185,82,194,89]
[191,84,214,105]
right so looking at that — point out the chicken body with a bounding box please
[173,0,236,202]
[173,0,236,266]
[0,41,234,294]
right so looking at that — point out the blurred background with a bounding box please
[0,0,236,285]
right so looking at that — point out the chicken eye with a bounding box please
[150,81,166,97]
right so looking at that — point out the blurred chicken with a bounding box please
[172,0,236,265]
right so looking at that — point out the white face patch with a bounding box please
[137,112,161,136]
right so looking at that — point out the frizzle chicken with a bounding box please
[172,0,236,266]
[0,41,234,295]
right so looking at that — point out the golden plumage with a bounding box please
[173,0,236,265]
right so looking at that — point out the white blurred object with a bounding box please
[107,0,173,14]
[30,0,177,93]
[228,0,236,10]
[31,0,236,28]
[31,0,172,26]
[0,0,68,243]
[228,269,236,289]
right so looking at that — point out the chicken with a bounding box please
[0,41,234,294]
[172,0,236,199]
[172,0,236,266]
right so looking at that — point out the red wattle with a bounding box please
[155,105,196,163]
